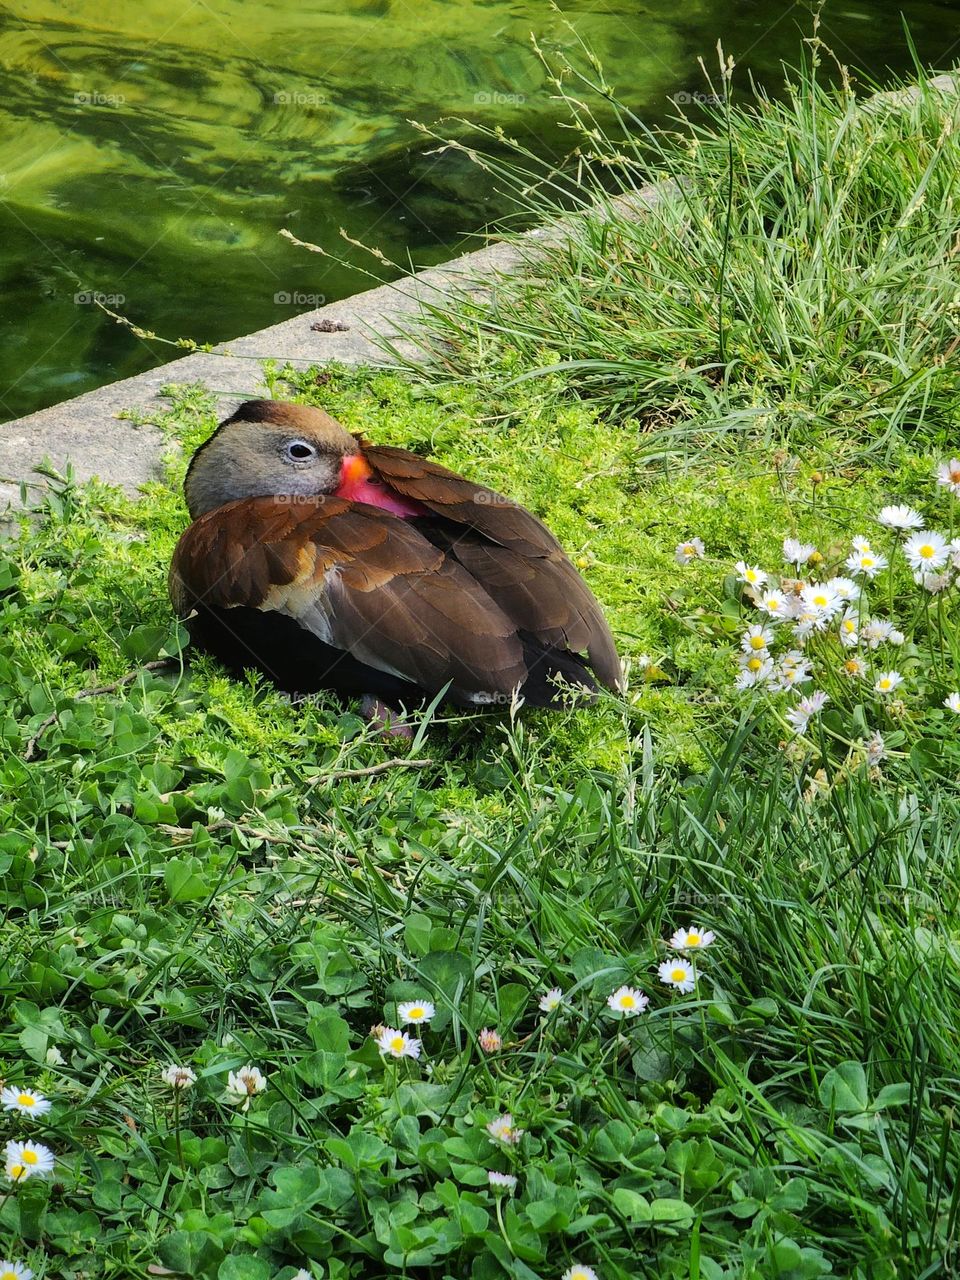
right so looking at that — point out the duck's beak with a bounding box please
[338,453,373,496]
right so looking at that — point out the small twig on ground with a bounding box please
[23,660,180,761]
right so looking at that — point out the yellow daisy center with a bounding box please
[2,1268,18,1280]
[409,1007,423,1018]
[390,1036,405,1053]
[18,1093,36,1107]
[22,1150,38,1165]
[951,467,960,482]
[862,557,874,568]
[812,594,827,606]
[842,620,855,633]
[747,657,763,672]
[688,933,700,945]
[845,660,860,674]
[572,1272,590,1280]
[620,994,635,1008]
[682,545,694,556]
[745,569,758,581]
[671,967,687,982]
[879,678,891,690]
[809,551,823,563]
[919,544,934,559]
[9,1164,25,1180]
[749,635,766,650]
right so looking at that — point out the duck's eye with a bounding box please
[283,439,316,462]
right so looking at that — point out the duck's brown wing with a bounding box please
[364,445,623,691]
[169,495,528,702]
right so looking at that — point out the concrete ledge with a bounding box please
[0,210,617,510]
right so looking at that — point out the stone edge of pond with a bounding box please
[1,68,956,513]
[0,187,663,511]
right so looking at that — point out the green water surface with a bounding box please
[0,0,955,421]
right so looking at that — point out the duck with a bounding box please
[169,399,622,728]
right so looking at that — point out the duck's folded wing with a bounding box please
[364,445,623,690]
[169,495,528,699]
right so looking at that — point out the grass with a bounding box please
[3,46,960,1280]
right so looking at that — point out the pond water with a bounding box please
[0,0,955,422]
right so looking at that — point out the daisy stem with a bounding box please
[173,1090,184,1173]
[495,1195,514,1256]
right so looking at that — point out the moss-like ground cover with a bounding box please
[3,52,960,1280]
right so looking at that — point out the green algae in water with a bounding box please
[0,0,955,419]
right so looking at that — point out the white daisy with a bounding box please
[775,654,812,691]
[914,570,953,593]
[861,618,894,649]
[904,531,949,573]
[874,670,904,695]
[757,589,791,619]
[397,1000,436,1025]
[487,1170,518,1192]
[735,655,774,689]
[851,535,873,553]
[606,985,649,1017]
[785,690,829,735]
[486,1114,523,1145]
[842,656,869,680]
[846,547,888,579]
[675,537,705,564]
[878,504,924,531]
[539,988,564,1013]
[827,576,859,602]
[936,458,960,495]
[783,538,816,567]
[376,1027,421,1060]
[740,624,775,654]
[561,1267,600,1280]
[800,582,842,619]
[865,732,886,766]
[658,958,696,993]
[669,926,715,951]
[0,1262,32,1280]
[161,1065,196,1091]
[838,609,859,648]
[0,1087,52,1118]
[944,692,960,713]
[950,538,960,570]
[735,561,767,588]
[792,608,829,642]
[4,1140,54,1182]
[888,628,905,645]
[224,1065,267,1111]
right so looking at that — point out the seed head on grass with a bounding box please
[1,1087,51,1117]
